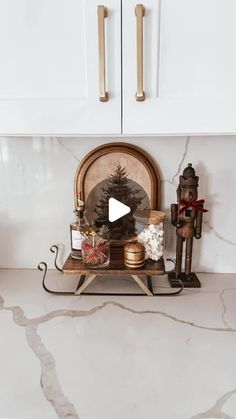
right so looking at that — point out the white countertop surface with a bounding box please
[0,269,236,419]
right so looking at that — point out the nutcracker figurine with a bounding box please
[168,163,208,287]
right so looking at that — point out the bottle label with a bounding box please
[71,230,82,250]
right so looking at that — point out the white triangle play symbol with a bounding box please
[108,197,131,222]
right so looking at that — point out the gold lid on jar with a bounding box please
[124,241,145,268]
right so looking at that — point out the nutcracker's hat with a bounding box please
[180,163,199,187]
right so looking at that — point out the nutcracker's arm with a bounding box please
[171,204,178,226]
[195,205,203,239]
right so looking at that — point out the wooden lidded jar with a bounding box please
[124,241,145,268]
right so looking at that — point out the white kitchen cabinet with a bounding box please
[0,0,236,136]
[0,0,121,135]
[123,0,236,135]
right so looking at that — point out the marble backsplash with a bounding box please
[0,136,235,272]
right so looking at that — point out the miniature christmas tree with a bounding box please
[95,163,145,240]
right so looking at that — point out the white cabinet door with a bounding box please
[0,0,121,135]
[123,0,236,135]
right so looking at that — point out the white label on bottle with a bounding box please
[72,230,82,250]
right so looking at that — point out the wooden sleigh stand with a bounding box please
[38,144,183,297]
[39,245,183,297]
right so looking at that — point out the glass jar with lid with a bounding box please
[134,210,166,261]
[82,231,110,268]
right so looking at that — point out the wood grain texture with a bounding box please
[62,248,165,275]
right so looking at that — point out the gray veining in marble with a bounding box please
[1,271,236,419]
[1,136,236,271]
[191,388,236,419]
[171,136,191,184]
[219,288,231,328]
[56,138,80,162]
[0,271,236,419]
[205,221,236,247]
[161,136,191,186]
[26,325,79,419]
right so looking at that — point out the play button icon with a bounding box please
[85,165,151,240]
[108,198,131,222]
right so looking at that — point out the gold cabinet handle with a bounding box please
[135,4,145,101]
[97,5,109,102]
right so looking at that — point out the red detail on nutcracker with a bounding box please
[178,199,208,214]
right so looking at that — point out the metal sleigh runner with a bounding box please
[38,244,183,297]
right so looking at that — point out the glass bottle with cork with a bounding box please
[70,199,86,259]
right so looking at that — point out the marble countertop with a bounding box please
[0,269,236,419]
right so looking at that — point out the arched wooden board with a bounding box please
[74,143,161,211]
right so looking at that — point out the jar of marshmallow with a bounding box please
[134,210,166,262]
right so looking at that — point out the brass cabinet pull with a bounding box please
[97,5,109,102]
[135,4,145,101]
